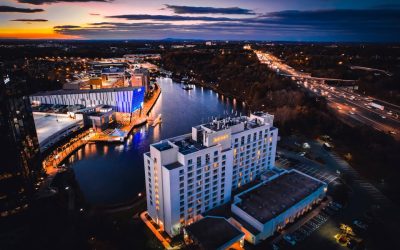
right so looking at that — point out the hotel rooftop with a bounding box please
[151,112,276,156]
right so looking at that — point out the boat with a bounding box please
[182,85,193,90]
[152,114,162,127]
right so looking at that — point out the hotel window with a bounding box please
[205,153,210,164]
[213,157,218,162]
[179,176,184,182]
[179,169,184,175]
[188,166,193,172]
[188,159,193,165]
[197,156,202,167]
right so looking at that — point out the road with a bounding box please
[253,49,400,139]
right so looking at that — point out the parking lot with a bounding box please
[276,158,338,185]
[273,201,342,249]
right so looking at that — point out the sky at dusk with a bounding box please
[0,0,399,41]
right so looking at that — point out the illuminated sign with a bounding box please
[212,134,229,144]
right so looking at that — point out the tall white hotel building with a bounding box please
[144,112,278,236]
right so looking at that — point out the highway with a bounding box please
[253,50,400,139]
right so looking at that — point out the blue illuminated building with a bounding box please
[30,87,145,113]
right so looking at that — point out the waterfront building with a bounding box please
[30,87,145,113]
[130,68,150,91]
[144,112,278,236]
[0,79,42,218]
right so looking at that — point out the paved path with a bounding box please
[140,211,177,250]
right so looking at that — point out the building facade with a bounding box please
[144,112,278,236]
[230,169,327,244]
[0,79,42,218]
[30,87,145,113]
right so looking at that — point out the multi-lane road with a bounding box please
[254,50,400,139]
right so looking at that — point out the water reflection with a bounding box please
[66,78,245,206]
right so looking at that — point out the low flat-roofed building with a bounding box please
[230,169,327,244]
[33,112,84,151]
[184,216,244,250]
[30,86,145,113]
[86,105,115,131]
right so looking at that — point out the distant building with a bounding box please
[144,112,278,236]
[130,68,150,91]
[30,87,145,113]
[0,79,42,218]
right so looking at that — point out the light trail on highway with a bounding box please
[253,49,400,139]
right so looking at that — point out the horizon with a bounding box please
[1,0,400,42]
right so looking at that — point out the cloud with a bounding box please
[0,5,44,13]
[55,8,400,42]
[10,19,48,22]
[164,5,255,15]
[106,14,236,22]
[54,25,81,29]
[90,13,100,15]
[16,0,112,5]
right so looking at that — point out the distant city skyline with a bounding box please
[0,0,399,41]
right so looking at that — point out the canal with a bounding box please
[65,78,245,206]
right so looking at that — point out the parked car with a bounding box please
[353,220,368,230]
[283,234,296,246]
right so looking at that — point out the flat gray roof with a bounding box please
[164,162,183,170]
[152,141,173,151]
[33,113,82,144]
[236,171,324,224]
[186,216,244,250]
[31,86,138,96]
[171,137,206,155]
